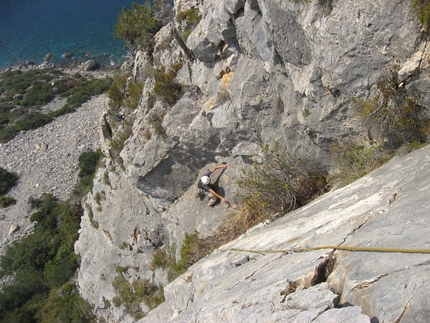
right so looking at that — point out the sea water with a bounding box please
[0,0,145,70]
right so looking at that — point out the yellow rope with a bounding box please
[224,245,430,254]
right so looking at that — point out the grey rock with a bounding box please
[9,225,19,235]
[71,0,430,322]
[81,59,99,71]
[139,144,430,323]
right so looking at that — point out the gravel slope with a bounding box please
[0,94,108,253]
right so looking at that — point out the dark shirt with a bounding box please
[201,170,212,191]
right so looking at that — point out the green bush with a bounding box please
[177,7,201,41]
[153,65,182,106]
[0,196,16,208]
[353,66,430,150]
[237,141,327,228]
[108,74,127,109]
[22,82,54,107]
[126,80,144,109]
[41,286,96,323]
[0,195,86,322]
[329,140,392,187]
[78,150,101,190]
[114,1,172,53]
[107,73,142,110]
[15,112,53,131]
[112,274,164,319]
[0,167,19,195]
[0,70,111,143]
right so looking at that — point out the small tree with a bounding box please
[114,1,172,54]
[237,142,327,228]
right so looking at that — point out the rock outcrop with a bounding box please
[74,0,430,322]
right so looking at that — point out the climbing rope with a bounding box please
[222,245,430,254]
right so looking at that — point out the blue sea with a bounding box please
[0,0,145,70]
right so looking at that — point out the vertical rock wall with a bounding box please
[75,0,430,321]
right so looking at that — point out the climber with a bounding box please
[197,163,229,208]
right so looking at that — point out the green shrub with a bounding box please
[15,112,53,131]
[125,80,144,109]
[353,66,430,150]
[41,286,96,323]
[107,73,142,110]
[153,65,182,106]
[108,74,127,109]
[112,274,164,319]
[114,1,172,53]
[236,141,327,228]
[0,196,86,322]
[0,69,111,143]
[329,140,392,187]
[0,196,16,208]
[177,7,201,41]
[0,167,19,195]
[147,109,167,139]
[78,150,101,190]
[317,0,333,16]
[150,244,183,282]
[22,82,54,107]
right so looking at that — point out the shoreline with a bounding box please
[0,50,129,76]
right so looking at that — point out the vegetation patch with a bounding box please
[236,141,327,228]
[0,144,103,321]
[328,140,392,187]
[0,194,95,322]
[77,150,102,190]
[353,65,430,150]
[112,273,164,320]
[114,0,172,54]
[153,64,183,106]
[0,69,111,143]
[412,0,430,31]
[0,167,18,208]
[177,7,201,42]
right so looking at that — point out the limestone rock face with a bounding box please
[139,143,430,323]
[74,0,430,322]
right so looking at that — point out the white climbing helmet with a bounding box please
[201,175,210,185]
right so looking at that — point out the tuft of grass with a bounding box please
[112,274,164,319]
[412,0,430,31]
[328,140,392,187]
[237,141,327,226]
[153,64,183,106]
[353,65,430,150]
[177,7,201,41]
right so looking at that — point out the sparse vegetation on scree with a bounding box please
[0,69,112,143]
[0,150,101,323]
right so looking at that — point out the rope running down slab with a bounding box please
[223,245,430,254]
